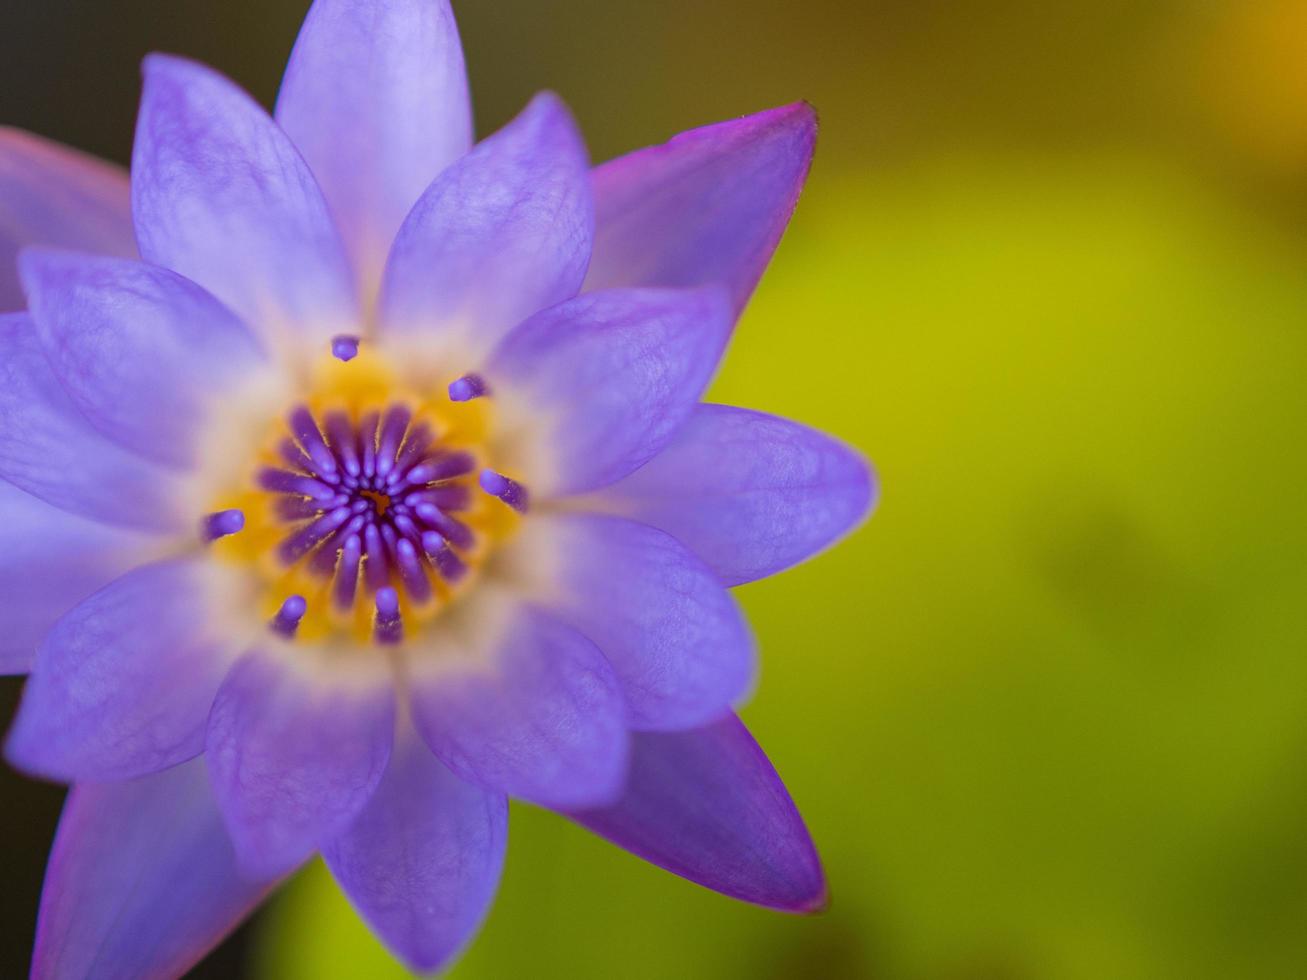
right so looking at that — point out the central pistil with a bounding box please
[359,489,391,516]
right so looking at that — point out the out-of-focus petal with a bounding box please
[276,0,472,305]
[596,404,876,585]
[0,314,188,531]
[6,559,240,782]
[410,598,628,809]
[585,102,817,316]
[19,250,266,468]
[0,129,135,311]
[569,713,826,913]
[522,513,754,730]
[206,649,395,876]
[379,92,593,363]
[132,54,357,346]
[486,286,732,495]
[324,729,507,973]
[0,480,154,675]
[31,757,280,980]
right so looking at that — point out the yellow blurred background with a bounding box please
[3,1,1307,977]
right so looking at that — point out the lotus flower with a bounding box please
[0,0,876,975]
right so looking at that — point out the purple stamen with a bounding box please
[395,539,431,602]
[259,468,337,502]
[290,406,338,478]
[375,406,411,480]
[374,587,403,644]
[359,411,380,479]
[422,531,468,583]
[415,451,476,482]
[277,506,351,564]
[412,503,476,548]
[364,523,389,591]
[271,595,307,637]
[331,335,360,362]
[392,422,435,473]
[448,373,489,402]
[479,469,529,513]
[202,509,245,541]
[278,437,318,474]
[323,411,361,477]
[333,534,362,611]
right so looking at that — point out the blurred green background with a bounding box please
[3,1,1307,978]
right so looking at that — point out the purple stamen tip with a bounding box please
[448,373,488,402]
[331,335,361,362]
[374,587,403,644]
[479,469,528,513]
[202,509,245,541]
[271,595,307,637]
[376,587,400,617]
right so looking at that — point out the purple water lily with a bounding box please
[0,1,876,976]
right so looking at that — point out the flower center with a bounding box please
[204,345,522,647]
[259,402,480,612]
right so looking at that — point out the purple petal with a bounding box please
[206,650,395,876]
[0,480,153,675]
[276,0,472,304]
[132,54,358,344]
[487,286,733,495]
[411,602,628,809]
[570,713,826,913]
[0,128,135,311]
[323,730,507,973]
[379,92,593,361]
[586,103,817,316]
[31,757,280,980]
[598,404,876,585]
[19,250,266,468]
[530,513,754,730]
[6,559,236,782]
[0,314,187,531]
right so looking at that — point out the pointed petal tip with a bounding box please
[762,99,818,133]
[786,870,830,916]
[851,452,881,527]
[586,101,819,313]
[569,715,827,913]
[140,50,195,80]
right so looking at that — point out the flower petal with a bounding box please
[6,559,240,782]
[132,54,358,345]
[596,404,876,585]
[0,314,188,531]
[585,102,817,316]
[276,0,472,305]
[206,650,395,876]
[0,128,135,311]
[379,92,593,362]
[410,598,628,809]
[0,480,154,675]
[569,713,826,913]
[19,249,266,468]
[523,513,754,730]
[31,757,279,980]
[323,729,507,973]
[487,286,733,495]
